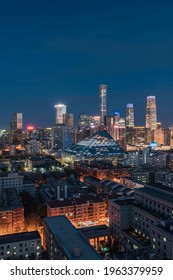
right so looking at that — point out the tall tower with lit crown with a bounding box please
[145,96,157,130]
[99,84,107,125]
[55,104,67,124]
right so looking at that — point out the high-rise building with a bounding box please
[78,114,93,128]
[77,114,100,142]
[118,118,126,128]
[151,128,170,146]
[63,113,74,128]
[52,124,73,150]
[145,96,157,130]
[99,84,107,125]
[104,115,114,132]
[170,124,173,148]
[114,112,120,126]
[13,113,23,130]
[92,115,101,127]
[78,114,100,129]
[55,104,66,124]
[126,104,134,128]
[10,113,23,144]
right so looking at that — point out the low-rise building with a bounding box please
[0,231,41,260]
[0,188,25,234]
[120,177,144,189]
[151,220,173,259]
[109,184,173,259]
[40,178,88,203]
[47,196,107,227]
[0,173,23,195]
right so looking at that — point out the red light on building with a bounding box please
[27,126,34,131]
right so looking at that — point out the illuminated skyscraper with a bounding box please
[10,113,23,144]
[78,114,93,128]
[170,124,173,148]
[126,104,134,128]
[99,84,107,125]
[55,104,66,124]
[118,118,126,128]
[114,112,120,126]
[13,113,23,130]
[145,96,157,130]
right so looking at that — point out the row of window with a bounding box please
[0,241,40,251]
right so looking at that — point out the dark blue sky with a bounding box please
[0,0,173,129]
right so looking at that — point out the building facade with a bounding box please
[0,231,41,260]
[146,96,157,130]
[47,196,108,227]
[52,124,73,150]
[55,104,67,124]
[126,104,134,128]
[109,184,173,259]
[100,84,107,125]
[0,188,25,234]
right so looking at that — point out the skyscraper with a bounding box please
[145,96,157,130]
[55,104,66,124]
[13,113,23,130]
[63,113,74,128]
[52,125,72,150]
[126,104,134,128]
[99,84,107,125]
[114,112,120,126]
[10,113,23,144]
[170,124,173,148]
[78,114,93,128]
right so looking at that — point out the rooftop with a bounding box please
[48,195,105,208]
[110,198,133,206]
[0,188,23,210]
[0,231,40,244]
[135,185,173,204]
[44,216,102,260]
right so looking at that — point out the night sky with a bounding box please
[0,0,173,129]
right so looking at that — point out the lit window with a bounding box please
[163,237,167,242]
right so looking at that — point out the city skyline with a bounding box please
[0,92,172,130]
[1,93,172,130]
[0,0,173,128]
